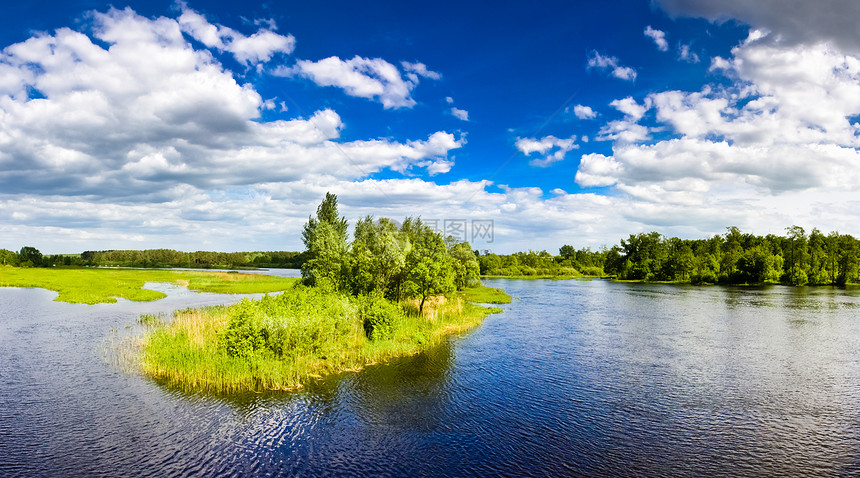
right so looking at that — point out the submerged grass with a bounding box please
[139,284,509,393]
[0,266,297,304]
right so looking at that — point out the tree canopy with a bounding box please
[299,193,479,314]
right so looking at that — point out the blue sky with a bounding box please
[2,0,860,253]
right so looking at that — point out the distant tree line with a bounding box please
[7,223,860,286]
[0,246,72,268]
[301,193,480,314]
[478,226,860,286]
[478,247,605,277]
[603,226,860,286]
[0,247,304,269]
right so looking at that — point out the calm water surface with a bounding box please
[2,277,860,476]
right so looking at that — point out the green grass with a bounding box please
[0,266,297,304]
[458,284,512,303]
[139,283,510,393]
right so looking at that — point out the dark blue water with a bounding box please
[2,278,860,476]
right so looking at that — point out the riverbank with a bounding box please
[482,274,602,280]
[0,266,298,304]
[138,284,510,393]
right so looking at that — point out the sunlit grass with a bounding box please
[458,284,513,303]
[0,266,297,304]
[139,284,509,393]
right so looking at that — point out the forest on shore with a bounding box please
[0,247,303,269]
[479,226,860,286]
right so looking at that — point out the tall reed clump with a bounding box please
[140,284,507,393]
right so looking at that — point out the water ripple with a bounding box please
[3,282,860,476]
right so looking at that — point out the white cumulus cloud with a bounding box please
[572,104,597,119]
[576,26,860,234]
[450,107,469,121]
[0,6,464,201]
[177,6,295,64]
[587,51,637,81]
[678,43,700,63]
[285,55,433,109]
[644,26,669,51]
[516,135,578,167]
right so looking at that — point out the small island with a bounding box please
[138,193,510,392]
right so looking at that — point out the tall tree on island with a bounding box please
[301,192,349,290]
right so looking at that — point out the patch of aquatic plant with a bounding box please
[0,266,297,304]
[140,284,509,393]
[139,313,165,327]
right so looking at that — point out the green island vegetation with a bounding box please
[0,267,298,304]
[478,225,860,286]
[138,193,510,392]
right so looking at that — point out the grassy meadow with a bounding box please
[0,266,298,304]
[139,284,510,393]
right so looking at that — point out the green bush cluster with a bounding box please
[358,294,406,341]
[218,286,358,361]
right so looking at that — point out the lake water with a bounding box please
[2,277,860,476]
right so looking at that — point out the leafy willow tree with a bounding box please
[301,192,349,290]
[348,216,411,297]
[401,218,455,315]
[449,242,480,290]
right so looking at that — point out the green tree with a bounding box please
[603,245,624,277]
[349,216,411,297]
[825,231,840,285]
[784,225,809,285]
[720,226,743,282]
[807,228,828,284]
[449,242,480,290]
[301,193,349,290]
[403,220,454,315]
[18,246,42,267]
[0,248,20,266]
[620,232,664,280]
[559,245,576,259]
[837,234,859,285]
[478,253,502,275]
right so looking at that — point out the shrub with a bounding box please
[359,294,404,340]
[219,299,267,359]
